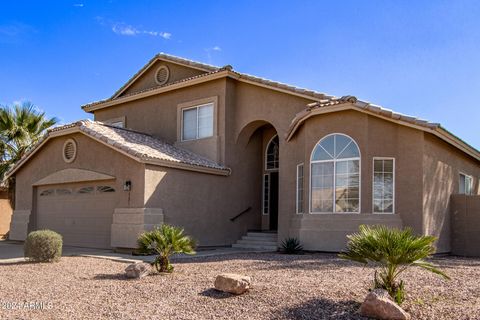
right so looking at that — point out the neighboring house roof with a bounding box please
[6,120,231,178]
[286,96,480,162]
[81,53,333,111]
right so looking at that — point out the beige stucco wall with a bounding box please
[0,190,12,236]
[119,60,206,97]
[12,132,145,240]
[423,133,480,252]
[281,110,422,250]
[144,164,261,246]
[451,194,480,256]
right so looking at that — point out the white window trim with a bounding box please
[265,134,279,172]
[262,173,270,215]
[308,133,361,214]
[459,172,473,195]
[296,163,304,214]
[180,103,215,141]
[372,157,395,214]
[103,116,126,128]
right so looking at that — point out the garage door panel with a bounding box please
[37,183,116,249]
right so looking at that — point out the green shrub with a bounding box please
[137,224,196,273]
[339,225,449,305]
[281,237,303,254]
[24,230,62,262]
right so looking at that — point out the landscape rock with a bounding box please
[214,273,251,295]
[125,262,150,279]
[359,289,410,320]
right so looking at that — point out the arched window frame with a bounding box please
[309,133,361,214]
[265,135,279,171]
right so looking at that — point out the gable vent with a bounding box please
[63,139,77,163]
[155,65,170,85]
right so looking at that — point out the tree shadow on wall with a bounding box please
[271,298,367,320]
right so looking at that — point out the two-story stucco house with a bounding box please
[7,54,480,252]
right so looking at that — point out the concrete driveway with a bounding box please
[0,240,257,264]
[0,240,141,264]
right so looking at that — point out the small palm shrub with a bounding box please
[24,230,62,262]
[339,225,449,305]
[281,237,303,254]
[137,224,196,273]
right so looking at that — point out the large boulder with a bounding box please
[214,273,252,295]
[125,262,150,279]
[359,289,410,320]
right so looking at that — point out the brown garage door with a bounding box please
[36,183,116,249]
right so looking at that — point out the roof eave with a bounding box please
[286,102,480,162]
[6,124,231,179]
[82,70,327,113]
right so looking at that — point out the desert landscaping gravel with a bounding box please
[1,253,479,319]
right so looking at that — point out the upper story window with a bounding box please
[104,116,125,128]
[182,103,214,141]
[110,121,124,128]
[266,135,279,170]
[310,133,360,213]
[459,173,473,195]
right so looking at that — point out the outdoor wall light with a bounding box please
[123,180,132,191]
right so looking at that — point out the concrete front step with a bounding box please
[241,236,279,242]
[246,232,278,238]
[232,243,277,251]
[237,239,278,246]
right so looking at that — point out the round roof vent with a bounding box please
[63,139,77,163]
[155,65,170,85]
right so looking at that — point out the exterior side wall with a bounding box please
[451,195,480,256]
[423,133,480,253]
[11,133,145,241]
[144,164,261,246]
[94,79,227,164]
[0,190,12,237]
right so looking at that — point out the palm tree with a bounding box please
[137,224,196,273]
[0,101,58,181]
[339,225,450,304]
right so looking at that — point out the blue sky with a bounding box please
[1,1,479,149]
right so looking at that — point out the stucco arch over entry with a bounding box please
[236,119,281,147]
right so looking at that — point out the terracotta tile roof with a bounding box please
[286,95,480,161]
[83,68,228,109]
[305,95,440,129]
[81,53,332,110]
[7,120,230,177]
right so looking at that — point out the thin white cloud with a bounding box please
[73,3,84,7]
[0,23,34,37]
[95,17,171,39]
[204,46,222,63]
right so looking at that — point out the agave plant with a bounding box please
[137,224,196,273]
[281,237,303,254]
[339,225,449,304]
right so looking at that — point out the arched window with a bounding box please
[265,135,279,170]
[310,134,360,213]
